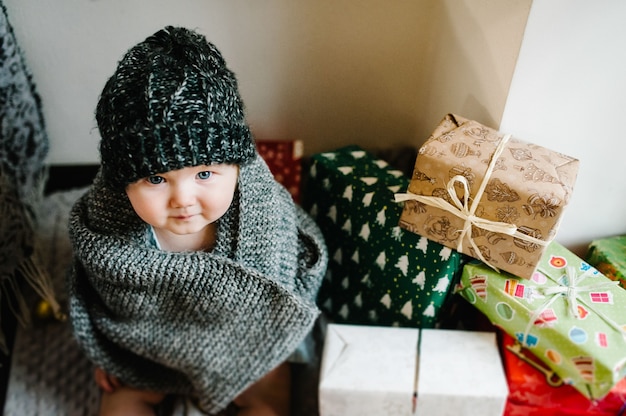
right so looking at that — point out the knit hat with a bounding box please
[97,26,256,190]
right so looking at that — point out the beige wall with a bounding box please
[412,1,531,139]
[3,0,531,163]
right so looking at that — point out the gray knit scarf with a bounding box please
[67,154,327,414]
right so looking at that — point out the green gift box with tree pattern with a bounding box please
[303,145,465,328]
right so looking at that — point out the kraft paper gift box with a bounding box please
[586,235,626,289]
[500,331,626,416]
[318,324,508,416]
[303,146,466,328]
[397,114,579,279]
[456,241,626,400]
[256,139,303,203]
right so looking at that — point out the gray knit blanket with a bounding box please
[67,153,328,414]
[0,0,62,355]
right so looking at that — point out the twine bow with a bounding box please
[395,134,548,271]
[520,266,625,348]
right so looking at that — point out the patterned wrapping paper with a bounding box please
[456,241,626,400]
[303,146,465,328]
[586,235,626,289]
[500,331,626,416]
[397,114,579,279]
[256,139,303,203]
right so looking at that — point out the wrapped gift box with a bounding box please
[319,324,419,416]
[500,331,626,416]
[586,235,626,289]
[318,324,508,416]
[256,139,303,202]
[397,114,579,279]
[303,146,466,328]
[414,328,509,416]
[456,241,626,400]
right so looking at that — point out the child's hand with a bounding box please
[94,366,122,393]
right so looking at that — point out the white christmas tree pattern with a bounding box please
[313,147,463,327]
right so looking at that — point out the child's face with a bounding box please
[125,163,239,238]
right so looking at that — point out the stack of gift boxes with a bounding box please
[299,114,626,415]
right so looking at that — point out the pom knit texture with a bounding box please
[96,26,256,190]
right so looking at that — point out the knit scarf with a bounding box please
[67,154,327,414]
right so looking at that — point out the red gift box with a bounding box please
[501,331,626,415]
[256,139,303,203]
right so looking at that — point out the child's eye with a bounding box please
[147,175,164,185]
[197,171,212,180]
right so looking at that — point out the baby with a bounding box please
[67,26,327,416]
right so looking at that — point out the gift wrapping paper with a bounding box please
[318,324,419,416]
[256,139,303,203]
[586,235,626,289]
[318,324,509,416]
[457,241,626,400]
[415,328,508,416]
[303,146,465,328]
[397,114,579,279]
[500,331,626,416]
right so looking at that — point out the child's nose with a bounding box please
[171,184,195,208]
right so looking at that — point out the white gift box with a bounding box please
[415,329,508,416]
[318,324,508,416]
[319,324,419,416]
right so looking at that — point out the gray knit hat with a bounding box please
[97,26,256,190]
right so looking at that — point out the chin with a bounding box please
[175,223,212,235]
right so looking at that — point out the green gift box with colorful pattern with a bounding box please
[303,146,465,328]
[456,241,626,400]
[586,235,626,289]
